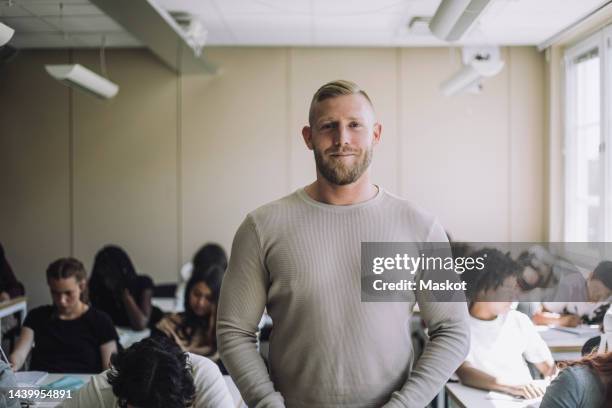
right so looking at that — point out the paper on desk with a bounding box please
[487,391,542,405]
[15,371,48,386]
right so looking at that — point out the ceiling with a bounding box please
[0,0,609,49]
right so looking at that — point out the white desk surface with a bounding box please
[446,382,541,408]
[536,324,600,360]
[0,296,27,318]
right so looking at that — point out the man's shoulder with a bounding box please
[246,190,302,222]
[382,190,435,217]
[380,189,440,232]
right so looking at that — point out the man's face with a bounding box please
[303,93,381,185]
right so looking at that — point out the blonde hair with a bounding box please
[308,80,374,125]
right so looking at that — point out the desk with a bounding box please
[536,325,600,360]
[0,296,27,343]
[115,326,150,348]
[446,382,541,408]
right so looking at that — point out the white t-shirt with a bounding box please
[58,353,234,408]
[465,310,553,385]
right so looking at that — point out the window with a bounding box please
[564,27,612,245]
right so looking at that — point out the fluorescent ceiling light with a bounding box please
[429,0,492,42]
[0,22,15,47]
[440,47,504,96]
[45,64,119,99]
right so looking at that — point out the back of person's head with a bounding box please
[107,335,196,408]
[560,351,612,402]
[308,80,374,126]
[592,261,612,291]
[192,243,227,274]
[460,248,520,302]
[46,258,88,302]
[90,245,137,295]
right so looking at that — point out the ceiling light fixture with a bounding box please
[0,22,15,46]
[45,64,119,99]
[440,46,504,96]
[429,0,493,42]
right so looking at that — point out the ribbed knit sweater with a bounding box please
[217,187,469,408]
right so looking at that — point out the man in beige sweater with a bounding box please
[217,80,470,408]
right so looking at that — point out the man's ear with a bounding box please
[372,122,382,146]
[302,125,314,150]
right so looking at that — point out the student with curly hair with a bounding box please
[89,245,157,330]
[456,248,555,399]
[58,335,233,408]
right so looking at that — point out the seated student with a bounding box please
[57,335,234,408]
[9,258,118,373]
[0,243,24,302]
[176,243,228,311]
[540,351,611,408]
[533,261,612,327]
[156,265,224,367]
[89,245,159,330]
[456,248,556,399]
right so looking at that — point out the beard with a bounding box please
[313,144,373,185]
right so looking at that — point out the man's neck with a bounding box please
[304,175,378,206]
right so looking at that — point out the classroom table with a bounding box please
[115,326,151,348]
[536,324,600,361]
[446,382,542,408]
[0,296,27,344]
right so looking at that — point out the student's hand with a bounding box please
[559,314,581,327]
[0,292,10,302]
[503,382,546,399]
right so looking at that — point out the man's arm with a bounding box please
[217,215,285,408]
[383,222,470,407]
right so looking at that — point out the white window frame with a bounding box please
[563,28,611,243]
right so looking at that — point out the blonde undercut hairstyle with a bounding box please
[308,80,374,126]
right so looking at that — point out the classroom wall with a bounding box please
[0,46,545,308]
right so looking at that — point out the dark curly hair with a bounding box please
[460,248,521,302]
[106,336,196,408]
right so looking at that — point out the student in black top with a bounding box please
[0,243,24,302]
[9,258,118,373]
[89,245,157,330]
